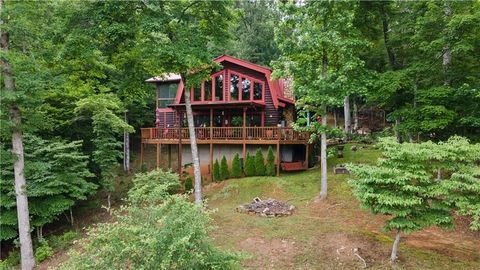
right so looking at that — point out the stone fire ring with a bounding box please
[236,197,295,217]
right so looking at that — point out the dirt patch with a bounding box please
[237,198,295,217]
[237,236,303,269]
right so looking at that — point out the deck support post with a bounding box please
[178,112,183,178]
[242,107,247,162]
[276,143,280,176]
[140,142,144,167]
[156,143,161,169]
[168,144,172,168]
[305,144,309,169]
[210,143,213,180]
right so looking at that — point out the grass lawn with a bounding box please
[204,144,480,269]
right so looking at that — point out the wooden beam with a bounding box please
[140,142,144,167]
[156,143,161,168]
[276,143,280,176]
[305,144,309,169]
[168,144,172,168]
[210,143,213,180]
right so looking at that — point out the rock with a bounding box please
[351,145,357,152]
[237,198,295,217]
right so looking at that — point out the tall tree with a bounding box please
[0,0,34,268]
[274,1,369,200]
[139,1,233,204]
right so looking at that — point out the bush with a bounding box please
[266,146,275,176]
[35,240,54,263]
[213,159,221,182]
[254,148,266,176]
[48,231,79,250]
[244,152,255,176]
[58,195,240,269]
[220,155,230,180]
[127,169,181,204]
[0,250,20,269]
[184,177,193,192]
[231,153,242,178]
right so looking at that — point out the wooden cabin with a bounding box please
[140,55,310,178]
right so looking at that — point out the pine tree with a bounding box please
[213,159,221,182]
[244,153,255,177]
[266,146,275,176]
[231,153,242,178]
[254,148,266,176]
[220,155,230,180]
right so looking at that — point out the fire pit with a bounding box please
[236,197,295,217]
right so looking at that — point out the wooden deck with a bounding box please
[141,127,310,145]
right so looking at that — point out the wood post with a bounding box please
[140,142,144,167]
[178,112,183,177]
[156,143,161,168]
[168,144,172,168]
[276,143,280,176]
[305,144,309,169]
[210,143,213,180]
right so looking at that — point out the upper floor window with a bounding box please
[157,83,178,108]
[230,74,239,101]
[193,86,202,101]
[215,74,224,101]
[204,80,212,101]
[242,78,251,100]
[253,82,263,100]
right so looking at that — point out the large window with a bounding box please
[253,82,263,100]
[204,80,212,101]
[247,113,262,127]
[230,74,239,101]
[193,86,202,101]
[157,83,178,109]
[215,75,223,101]
[242,78,251,101]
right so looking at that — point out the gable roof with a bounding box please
[146,55,294,108]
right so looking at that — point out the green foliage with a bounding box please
[244,152,255,177]
[231,153,242,178]
[48,231,79,251]
[254,148,266,176]
[0,135,96,241]
[220,155,230,180]
[75,94,133,195]
[127,169,181,205]
[184,177,193,193]
[266,146,275,176]
[35,240,54,263]
[347,137,455,234]
[59,191,240,269]
[213,159,221,182]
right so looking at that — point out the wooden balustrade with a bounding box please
[140,127,309,142]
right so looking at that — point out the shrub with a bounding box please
[0,250,20,269]
[220,155,230,180]
[48,231,79,250]
[213,159,221,182]
[254,148,266,176]
[184,177,193,192]
[35,240,54,263]
[244,152,255,176]
[58,195,240,269]
[231,153,242,178]
[266,146,275,176]
[127,169,181,204]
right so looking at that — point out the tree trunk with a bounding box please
[353,99,358,132]
[318,106,328,201]
[182,76,202,205]
[1,1,36,267]
[343,95,351,139]
[394,118,402,143]
[443,3,452,86]
[390,229,401,263]
[333,108,337,128]
[381,3,397,69]
[123,111,130,172]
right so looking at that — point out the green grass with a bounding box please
[205,143,480,269]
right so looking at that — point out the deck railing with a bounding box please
[140,127,309,142]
